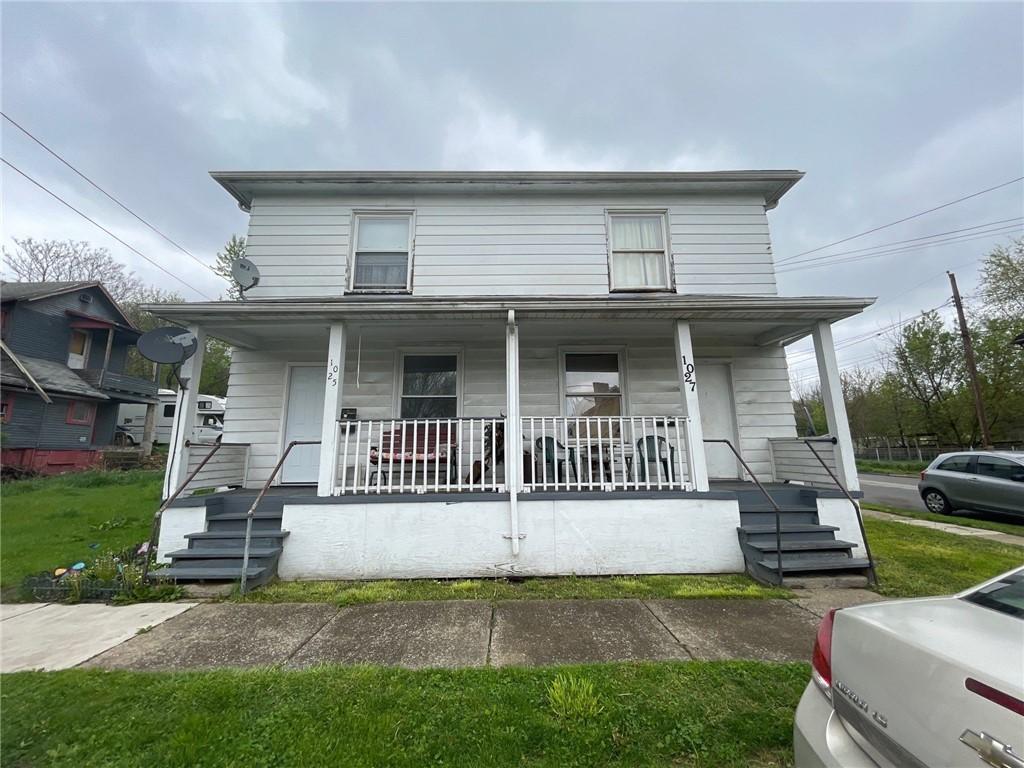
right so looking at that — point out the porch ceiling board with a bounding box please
[142,295,875,333]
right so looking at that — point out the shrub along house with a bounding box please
[0,281,158,473]
[147,170,875,587]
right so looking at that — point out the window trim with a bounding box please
[394,347,463,419]
[557,346,629,418]
[605,210,674,293]
[348,210,415,294]
[66,400,97,426]
[0,393,13,424]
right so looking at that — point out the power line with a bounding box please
[1,112,225,282]
[778,217,1023,269]
[775,176,1024,264]
[778,225,1022,274]
[2,158,216,300]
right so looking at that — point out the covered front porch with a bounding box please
[153,295,868,502]
[147,296,872,585]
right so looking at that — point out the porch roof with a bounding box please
[141,294,874,349]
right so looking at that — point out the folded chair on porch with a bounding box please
[534,436,578,485]
[369,423,458,487]
[635,435,678,483]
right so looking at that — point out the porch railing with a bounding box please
[333,417,506,495]
[520,416,692,492]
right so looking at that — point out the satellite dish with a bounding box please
[137,326,198,365]
[231,257,260,294]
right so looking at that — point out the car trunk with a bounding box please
[830,598,1023,767]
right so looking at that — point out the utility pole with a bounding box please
[947,271,993,449]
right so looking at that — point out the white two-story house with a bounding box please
[148,170,876,589]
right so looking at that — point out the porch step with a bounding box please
[166,547,281,559]
[754,556,872,573]
[738,524,840,535]
[747,539,857,553]
[185,531,290,541]
[153,565,267,582]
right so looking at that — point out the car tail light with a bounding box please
[811,609,836,700]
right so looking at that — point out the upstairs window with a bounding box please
[608,212,672,291]
[351,213,413,292]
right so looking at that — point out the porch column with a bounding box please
[504,311,521,555]
[317,322,347,497]
[673,320,709,492]
[162,325,206,499]
[811,320,859,492]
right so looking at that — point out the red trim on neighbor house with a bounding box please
[1,448,104,475]
[0,393,12,423]
[65,400,97,426]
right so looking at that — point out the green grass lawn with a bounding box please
[863,502,1024,537]
[238,574,791,604]
[865,517,1024,598]
[856,459,928,475]
[0,470,162,589]
[0,661,807,768]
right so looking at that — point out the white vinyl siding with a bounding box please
[242,193,776,298]
[220,322,795,487]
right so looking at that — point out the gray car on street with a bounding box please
[917,451,1024,518]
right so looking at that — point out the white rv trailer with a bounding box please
[116,389,225,445]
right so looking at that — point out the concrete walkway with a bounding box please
[863,508,1024,547]
[0,601,196,672]
[52,590,884,672]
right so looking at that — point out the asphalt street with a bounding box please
[859,473,924,509]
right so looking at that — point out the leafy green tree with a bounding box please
[978,237,1024,319]
[213,235,247,300]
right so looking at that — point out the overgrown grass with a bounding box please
[865,517,1024,598]
[1,662,808,767]
[856,459,928,475]
[235,574,791,604]
[0,470,161,589]
[863,502,1024,537]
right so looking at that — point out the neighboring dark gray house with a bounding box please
[1,281,158,474]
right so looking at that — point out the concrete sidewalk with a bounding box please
[863,508,1024,547]
[63,590,882,672]
[0,601,196,672]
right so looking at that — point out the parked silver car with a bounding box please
[794,566,1024,767]
[917,451,1024,517]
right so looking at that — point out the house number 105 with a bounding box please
[681,355,697,392]
[326,360,339,388]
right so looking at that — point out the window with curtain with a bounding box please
[401,354,458,418]
[608,213,671,290]
[564,353,622,419]
[352,214,412,291]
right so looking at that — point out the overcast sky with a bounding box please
[2,2,1022,386]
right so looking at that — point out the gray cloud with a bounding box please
[2,2,1022,378]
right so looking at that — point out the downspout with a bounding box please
[505,310,521,557]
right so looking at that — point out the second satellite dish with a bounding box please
[137,326,199,365]
[231,257,260,294]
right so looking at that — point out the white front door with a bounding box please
[697,363,740,479]
[282,366,326,484]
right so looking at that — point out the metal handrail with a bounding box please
[142,437,227,581]
[704,438,785,585]
[798,437,879,586]
[239,440,320,594]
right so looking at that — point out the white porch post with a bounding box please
[812,320,859,492]
[673,320,709,492]
[162,325,206,499]
[504,310,521,555]
[317,322,347,497]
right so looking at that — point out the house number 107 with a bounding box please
[326,360,339,388]
[681,355,697,392]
